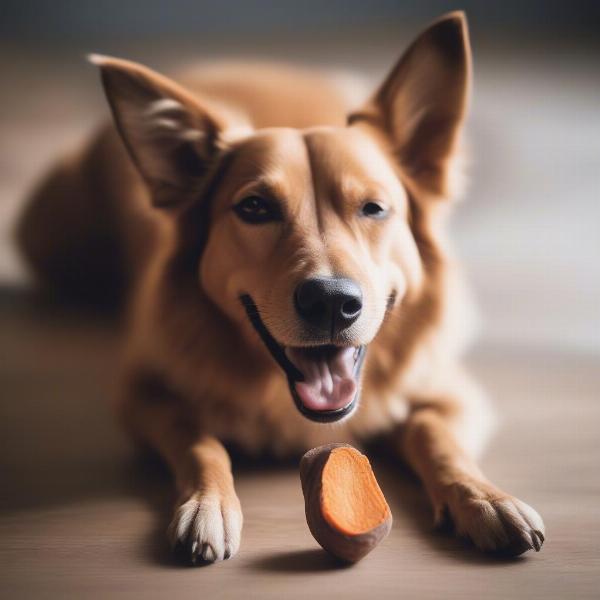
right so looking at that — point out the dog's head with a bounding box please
[92,13,470,423]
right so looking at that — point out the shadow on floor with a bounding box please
[251,548,350,572]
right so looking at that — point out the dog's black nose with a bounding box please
[294,276,363,335]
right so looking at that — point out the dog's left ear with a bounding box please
[349,12,471,198]
[89,54,238,208]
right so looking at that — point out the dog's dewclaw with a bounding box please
[300,443,392,563]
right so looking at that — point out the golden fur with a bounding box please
[18,12,544,562]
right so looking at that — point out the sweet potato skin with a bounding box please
[300,444,392,562]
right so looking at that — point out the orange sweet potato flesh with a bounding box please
[321,447,390,536]
[300,444,392,562]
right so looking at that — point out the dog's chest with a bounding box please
[190,376,409,458]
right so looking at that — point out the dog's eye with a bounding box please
[361,201,388,219]
[233,196,282,224]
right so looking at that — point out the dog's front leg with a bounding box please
[394,382,545,555]
[120,384,243,563]
[164,434,243,563]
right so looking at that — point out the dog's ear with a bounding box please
[349,12,471,198]
[89,55,234,208]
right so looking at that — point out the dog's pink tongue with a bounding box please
[286,347,356,412]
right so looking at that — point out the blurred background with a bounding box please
[1,2,598,598]
[1,0,599,349]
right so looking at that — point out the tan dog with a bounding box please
[18,12,545,562]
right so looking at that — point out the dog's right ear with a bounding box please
[89,55,234,208]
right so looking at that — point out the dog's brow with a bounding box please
[233,177,289,204]
[340,176,390,202]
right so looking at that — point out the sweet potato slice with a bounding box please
[300,443,392,562]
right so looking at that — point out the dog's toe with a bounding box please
[199,542,219,563]
[168,492,243,564]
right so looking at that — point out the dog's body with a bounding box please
[18,13,545,562]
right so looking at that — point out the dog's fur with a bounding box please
[18,12,544,561]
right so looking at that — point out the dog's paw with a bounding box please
[439,480,545,556]
[167,491,243,564]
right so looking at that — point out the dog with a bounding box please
[18,12,545,562]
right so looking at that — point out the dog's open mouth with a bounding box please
[240,295,366,423]
[286,345,365,421]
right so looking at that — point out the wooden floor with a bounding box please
[0,293,598,599]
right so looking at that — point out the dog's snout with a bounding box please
[294,276,363,335]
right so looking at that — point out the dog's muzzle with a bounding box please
[240,294,366,423]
